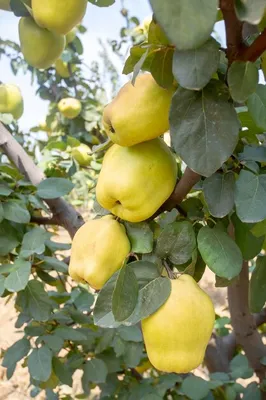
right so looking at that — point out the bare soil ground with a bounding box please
[0,227,228,399]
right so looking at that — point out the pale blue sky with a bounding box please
[0,0,152,130]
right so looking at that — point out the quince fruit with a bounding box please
[58,97,82,119]
[142,275,215,373]
[66,27,77,44]
[32,0,87,35]
[19,17,65,69]
[0,0,10,10]
[69,215,131,290]
[96,138,177,222]
[55,59,76,78]
[103,73,174,147]
[0,84,23,119]
[72,144,92,166]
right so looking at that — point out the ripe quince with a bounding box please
[0,84,24,119]
[72,144,92,166]
[69,215,131,290]
[32,0,87,35]
[55,59,76,78]
[19,17,65,69]
[102,73,174,147]
[96,138,177,222]
[58,98,82,119]
[142,275,215,373]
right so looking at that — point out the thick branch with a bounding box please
[220,0,244,65]
[0,123,84,238]
[162,167,201,211]
[30,215,61,225]
[228,260,266,381]
[240,28,266,62]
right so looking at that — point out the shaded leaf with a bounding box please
[123,342,143,368]
[232,214,264,260]
[28,346,52,382]
[170,81,240,177]
[54,327,87,341]
[130,260,160,288]
[235,169,266,223]
[20,227,50,258]
[4,259,31,292]
[149,0,217,50]
[37,178,74,199]
[203,172,235,218]
[0,183,13,196]
[3,200,30,223]
[173,37,220,90]
[82,359,108,383]
[118,325,143,342]
[150,48,174,89]
[52,358,73,387]
[2,338,31,369]
[156,221,196,265]
[230,354,253,379]
[112,264,139,322]
[25,280,53,321]
[124,222,153,254]
[228,61,258,103]
[249,255,266,312]
[198,226,242,279]
[235,0,266,24]
[247,84,266,130]
[181,376,210,400]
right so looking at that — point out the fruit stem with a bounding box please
[163,260,175,279]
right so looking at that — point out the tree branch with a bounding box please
[30,215,61,225]
[0,122,84,238]
[161,167,201,212]
[240,28,266,62]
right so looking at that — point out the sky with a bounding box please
[0,0,152,130]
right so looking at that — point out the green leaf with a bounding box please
[0,202,3,223]
[95,329,115,354]
[249,255,266,312]
[235,0,266,24]
[132,49,150,85]
[52,358,73,387]
[94,273,121,328]
[239,145,266,162]
[124,222,153,254]
[229,354,253,379]
[123,46,154,75]
[0,275,5,297]
[10,0,31,17]
[228,61,258,103]
[41,256,68,273]
[118,325,143,342]
[173,38,220,90]
[4,258,31,292]
[247,84,266,130]
[235,170,266,223]
[37,178,74,199]
[203,172,235,218]
[149,0,217,50]
[88,0,115,6]
[0,183,13,196]
[125,277,171,325]
[170,81,240,177]
[181,376,210,400]
[54,327,87,341]
[40,335,64,353]
[243,383,261,400]
[130,260,160,288]
[238,110,264,136]
[232,214,264,260]
[148,18,170,45]
[251,219,266,237]
[0,220,20,256]
[198,226,243,279]
[82,359,108,383]
[123,341,143,368]
[28,346,52,382]
[112,264,139,322]
[156,221,196,265]
[73,289,94,311]
[150,48,174,89]
[2,200,31,223]
[2,338,31,369]
[20,227,50,258]
[25,280,53,321]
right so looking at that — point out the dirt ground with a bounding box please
[0,227,228,400]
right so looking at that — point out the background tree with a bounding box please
[1,0,266,399]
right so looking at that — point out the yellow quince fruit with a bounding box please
[0,84,24,119]
[96,138,177,222]
[142,275,215,373]
[69,215,131,290]
[102,73,174,147]
[72,143,92,166]
[55,59,76,78]
[58,98,82,119]
[32,0,87,35]
[0,0,10,10]
[19,17,65,69]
